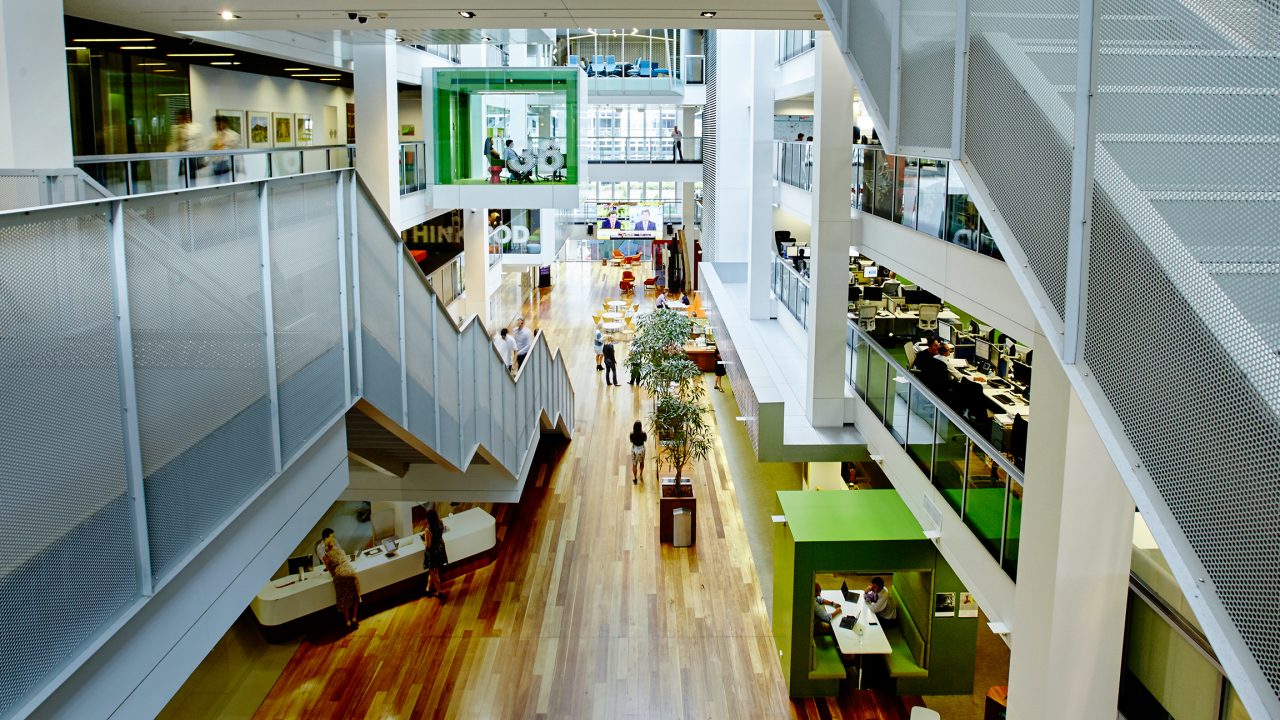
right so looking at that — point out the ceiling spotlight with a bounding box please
[347,12,358,20]
[357,15,368,23]
[396,36,405,42]
[458,10,476,18]
[220,10,239,20]
[700,10,717,17]
[481,35,492,42]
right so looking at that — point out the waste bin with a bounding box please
[538,264,552,288]
[672,508,693,547]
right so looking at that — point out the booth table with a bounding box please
[820,589,893,688]
[250,508,496,627]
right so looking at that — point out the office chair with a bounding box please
[567,54,579,69]
[589,55,605,76]
[620,270,635,293]
[652,65,670,77]
[605,55,622,76]
[882,280,901,296]
[917,303,941,334]
[857,302,878,332]
[904,342,917,368]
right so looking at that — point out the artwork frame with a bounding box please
[957,592,978,618]
[215,109,244,138]
[295,113,313,146]
[934,592,956,617]
[273,112,294,147]
[247,111,272,148]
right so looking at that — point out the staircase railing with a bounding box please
[817,0,1280,715]
[0,167,574,720]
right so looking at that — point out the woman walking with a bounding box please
[321,528,361,628]
[714,348,726,392]
[422,507,449,601]
[629,421,648,484]
[594,328,605,371]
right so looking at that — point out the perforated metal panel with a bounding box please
[963,30,1075,320]
[848,0,896,139]
[123,187,275,580]
[702,30,718,261]
[268,176,346,461]
[0,209,140,718]
[403,270,437,448]
[1079,0,1280,705]
[434,299,461,468]
[356,191,403,421]
[0,176,43,211]
[899,0,956,154]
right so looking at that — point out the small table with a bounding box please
[820,589,892,688]
[602,311,623,321]
[606,300,628,310]
[601,321,624,335]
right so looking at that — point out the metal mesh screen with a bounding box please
[356,192,403,422]
[459,322,479,460]
[268,176,346,461]
[403,270,438,449]
[963,29,1075,321]
[0,209,140,718]
[848,0,896,140]
[701,30,718,261]
[434,300,461,468]
[899,0,955,154]
[123,187,275,580]
[1081,0,1280,701]
[0,176,43,212]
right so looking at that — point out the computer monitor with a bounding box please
[954,343,976,361]
[974,339,992,364]
[902,288,925,306]
[862,285,883,302]
[864,265,879,279]
[848,285,861,303]
[286,555,313,576]
[1011,359,1031,387]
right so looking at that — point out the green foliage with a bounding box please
[652,393,714,484]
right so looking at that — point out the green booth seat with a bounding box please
[885,584,929,684]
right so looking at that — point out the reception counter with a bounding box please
[251,507,496,627]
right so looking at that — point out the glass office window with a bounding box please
[896,157,920,229]
[962,442,1007,562]
[917,159,947,239]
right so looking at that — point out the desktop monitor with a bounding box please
[286,555,313,575]
[1011,359,1032,387]
[862,285,883,302]
[974,339,992,364]
[848,285,861,303]
[863,265,879,279]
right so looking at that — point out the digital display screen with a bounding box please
[597,201,663,241]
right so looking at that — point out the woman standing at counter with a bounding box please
[321,528,361,628]
[423,508,449,601]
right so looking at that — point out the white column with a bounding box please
[462,209,490,323]
[680,105,699,246]
[804,33,853,427]
[0,0,72,167]
[1006,336,1134,719]
[353,31,400,222]
[711,30,752,264]
[746,31,776,320]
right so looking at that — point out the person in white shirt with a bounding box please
[494,328,514,371]
[866,577,898,628]
[512,317,534,369]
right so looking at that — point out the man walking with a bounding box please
[602,339,618,386]
[671,126,683,162]
[512,317,534,369]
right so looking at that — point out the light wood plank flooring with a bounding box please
[252,262,913,719]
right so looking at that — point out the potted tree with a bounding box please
[631,309,715,543]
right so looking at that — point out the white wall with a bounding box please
[712,30,755,264]
[773,206,810,245]
[189,65,353,146]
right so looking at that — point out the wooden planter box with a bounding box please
[659,478,696,545]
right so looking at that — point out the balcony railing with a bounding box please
[774,141,1003,261]
[586,136,702,163]
[75,145,355,197]
[769,253,1024,578]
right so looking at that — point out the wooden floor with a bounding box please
[253,263,914,720]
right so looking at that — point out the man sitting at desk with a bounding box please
[865,577,898,628]
[814,582,842,635]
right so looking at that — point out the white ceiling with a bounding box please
[64,0,826,34]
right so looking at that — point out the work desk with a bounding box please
[820,589,892,656]
[250,507,496,627]
[948,362,1031,417]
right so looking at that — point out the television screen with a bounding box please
[596,201,663,242]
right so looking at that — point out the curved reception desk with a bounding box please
[251,507,496,627]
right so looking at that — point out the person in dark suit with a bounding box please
[600,210,622,230]
[602,340,619,386]
[634,208,657,232]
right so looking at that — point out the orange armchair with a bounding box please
[619,270,636,293]
[623,253,642,266]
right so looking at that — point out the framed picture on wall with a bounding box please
[247,111,272,148]
[957,592,978,618]
[273,112,294,146]
[934,592,956,617]
[215,109,244,139]
[295,113,313,146]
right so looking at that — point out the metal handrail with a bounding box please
[74,144,355,163]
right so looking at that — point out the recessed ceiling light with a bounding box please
[458,10,476,18]
[153,69,177,72]
[120,46,157,50]
[283,67,309,71]
[291,73,342,77]
[167,53,236,57]
[700,10,717,17]
[211,61,242,65]
[220,10,240,20]
[65,46,87,51]
[137,62,167,66]
[72,37,154,42]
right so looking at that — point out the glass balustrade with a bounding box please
[75,145,355,197]
[585,136,702,163]
[776,141,1004,262]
